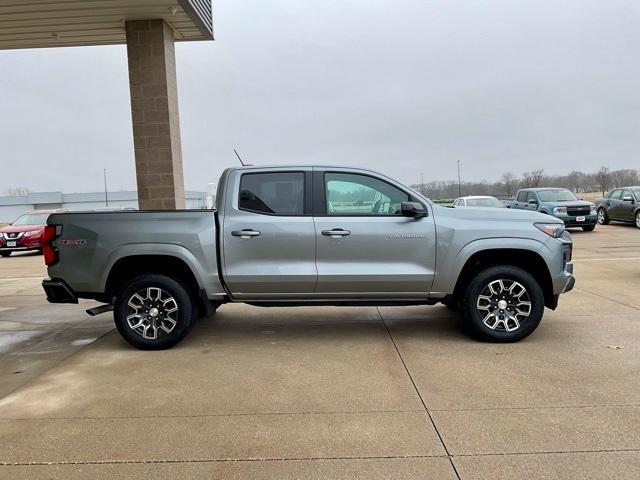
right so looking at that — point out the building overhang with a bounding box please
[0,0,213,50]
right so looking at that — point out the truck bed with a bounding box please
[46,210,225,301]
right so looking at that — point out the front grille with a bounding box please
[567,206,590,216]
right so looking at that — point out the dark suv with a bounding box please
[595,187,640,228]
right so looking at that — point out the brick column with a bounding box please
[125,19,185,210]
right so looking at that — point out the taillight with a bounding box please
[43,225,62,266]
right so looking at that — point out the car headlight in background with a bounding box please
[553,206,567,215]
[590,205,596,214]
[23,230,41,238]
[535,222,566,238]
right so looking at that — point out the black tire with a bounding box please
[441,297,459,311]
[0,251,11,257]
[114,273,196,350]
[597,208,609,225]
[461,265,545,342]
[582,224,596,232]
[635,211,640,229]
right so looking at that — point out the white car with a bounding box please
[453,196,505,207]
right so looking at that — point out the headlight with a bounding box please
[590,205,596,214]
[23,230,41,237]
[553,206,567,215]
[535,222,565,238]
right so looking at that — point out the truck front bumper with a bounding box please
[555,213,597,227]
[42,278,78,304]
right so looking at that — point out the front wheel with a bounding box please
[582,224,596,231]
[635,211,640,229]
[114,274,196,350]
[597,208,609,225]
[461,265,545,342]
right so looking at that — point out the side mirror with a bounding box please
[401,201,427,218]
[622,196,634,203]
[528,199,538,205]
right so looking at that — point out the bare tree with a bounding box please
[500,171,518,197]
[596,166,610,195]
[521,169,544,188]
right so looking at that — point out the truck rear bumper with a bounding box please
[42,278,78,304]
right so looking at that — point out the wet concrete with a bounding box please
[0,225,639,479]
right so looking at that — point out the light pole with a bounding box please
[103,169,109,207]
[457,160,461,196]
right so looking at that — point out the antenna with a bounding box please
[234,148,249,166]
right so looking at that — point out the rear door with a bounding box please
[619,189,636,222]
[221,169,316,299]
[607,189,623,220]
[313,169,436,298]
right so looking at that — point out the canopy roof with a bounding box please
[0,0,213,49]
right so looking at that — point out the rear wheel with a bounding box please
[597,208,609,225]
[0,251,11,257]
[635,211,640,229]
[461,265,544,342]
[114,274,196,350]
[582,224,596,231]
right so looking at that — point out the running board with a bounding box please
[86,304,114,316]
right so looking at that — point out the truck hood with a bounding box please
[440,205,561,223]
[541,200,594,208]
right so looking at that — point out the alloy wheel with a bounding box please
[126,287,179,340]
[476,279,531,332]
[597,209,606,224]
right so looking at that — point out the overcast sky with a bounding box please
[1,0,639,194]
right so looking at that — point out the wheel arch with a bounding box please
[104,255,207,313]
[451,248,555,309]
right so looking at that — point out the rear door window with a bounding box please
[517,191,527,202]
[239,172,305,215]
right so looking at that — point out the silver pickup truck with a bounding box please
[42,166,575,349]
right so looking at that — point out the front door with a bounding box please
[222,170,317,299]
[313,170,436,298]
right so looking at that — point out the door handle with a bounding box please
[321,228,351,237]
[231,229,260,238]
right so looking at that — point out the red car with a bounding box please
[0,210,68,257]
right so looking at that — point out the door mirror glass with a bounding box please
[401,201,427,218]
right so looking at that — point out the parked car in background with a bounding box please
[503,188,597,231]
[595,187,640,228]
[0,209,68,257]
[453,196,505,207]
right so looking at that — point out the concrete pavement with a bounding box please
[0,226,639,479]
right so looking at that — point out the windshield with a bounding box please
[632,189,640,198]
[13,213,49,226]
[465,197,504,207]
[537,189,577,202]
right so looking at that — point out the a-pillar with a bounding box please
[125,19,185,209]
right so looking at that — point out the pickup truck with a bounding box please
[42,166,575,349]
[503,188,597,231]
